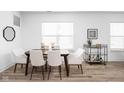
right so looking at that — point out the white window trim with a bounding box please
[41,23,74,49]
[110,48,124,52]
[110,36,124,51]
[110,23,124,51]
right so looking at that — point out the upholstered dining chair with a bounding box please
[68,48,84,74]
[47,50,62,80]
[30,50,46,80]
[12,48,27,73]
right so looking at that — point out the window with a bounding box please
[41,23,73,49]
[110,23,124,50]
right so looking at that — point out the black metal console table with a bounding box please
[83,44,108,65]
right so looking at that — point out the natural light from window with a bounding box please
[41,23,73,49]
[110,23,124,50]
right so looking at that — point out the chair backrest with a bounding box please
[30,50,45,66]
[41,45,49,54]
[47,50,62,66]
[12,48,25,57]
[74,48,84,58]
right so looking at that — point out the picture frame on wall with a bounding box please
[87,29,98,39]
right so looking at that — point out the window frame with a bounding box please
[41,22,74,49]
[110,23,124,51]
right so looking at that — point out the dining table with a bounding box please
[25,49,70,77]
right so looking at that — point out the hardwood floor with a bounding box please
[0,62,124,82]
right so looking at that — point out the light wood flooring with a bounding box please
[0,62,124,82]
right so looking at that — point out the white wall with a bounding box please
[21,12,124,61]
[0,11,22,72]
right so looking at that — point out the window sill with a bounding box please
[110,49,124,52]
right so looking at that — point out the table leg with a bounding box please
[25,56,29,76]
[45,61,48,72]
[64,56,69,77]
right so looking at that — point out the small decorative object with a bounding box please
[87,29,98,39]
[99,57,103,62]
[3,26,16,41]
[87,39,92,46]
[51,42,55,48]
[96,44,101,48]
[95,54,100,61]
[88,55,91,61]
[41,42,45,49]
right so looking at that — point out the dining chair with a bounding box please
[12,48,27,73]
[68,48,84,74]
[47,50,62,80]
[30,50,45,80]
[41,45,49,52]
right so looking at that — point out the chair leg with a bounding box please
[47,66,51,80]
[59,66,62,80]
[41,66,45,80]
[21,64,23,68]
[78,65,80,69]
[80,64,83,74]
[30,66,35,80]
[14,64,17,73]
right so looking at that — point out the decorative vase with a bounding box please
[87,39,92,46]
[51,43,55,49]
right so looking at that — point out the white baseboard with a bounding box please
[0,63,15,73]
